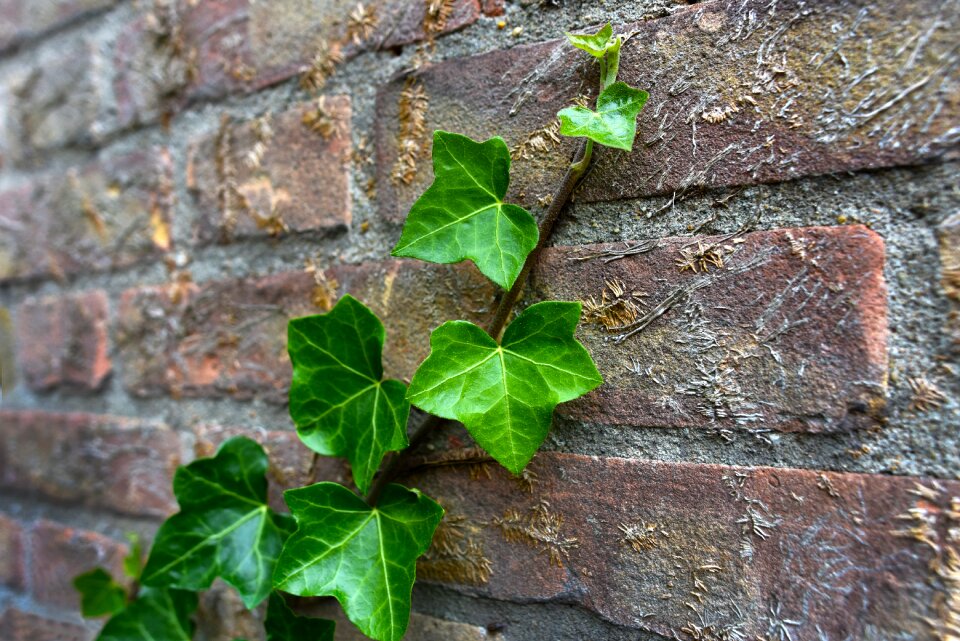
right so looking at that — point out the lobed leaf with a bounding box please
[73,568,127,618]
[558,82,648,151]
[392,131,539,290]
[565,23,615,58]
[96,587,197,641]
[265,592,335,641]
[273,482,443,641]
[140,437,295,608]
[288,295,410,494]
[406,301,602,474]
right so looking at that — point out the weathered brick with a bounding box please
[193,424,350,510]
[186,98,351,245]
[403,450,960,640]
[376,0,960,221]
[117,260,494,402]
[0,148,172,282]
[531,225,888,432]
[29,519,128,609]
[15,291,110,392]
[0,513,25,590]
[940,212,960,352]
[0,0,117,51]
[0,411,180,517]
[0,608,91,641]
[181,0,481,100]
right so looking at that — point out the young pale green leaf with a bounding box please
[265,593,335,641]
[97,587,197,641]
[565,23,613,58]
[406,301,602,474]
[288,295,410,494]
[391,131,539,290]
[558,82,649,151]
[140,437,295,608]
[73,568,127,618]
[122,533,143,580]
[273,482,443,641]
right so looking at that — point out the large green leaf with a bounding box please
[288,295,410,494]
[565,23,614,58]
[265,593,335,641]
[558,82,648,151]
[73,568,127,618]
[273,483,443,641]
[392,131,539,290]
[406,301,602,474]
[140,437,294,608]
[97,587,197,641]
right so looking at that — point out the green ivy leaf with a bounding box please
[97,587,197,641]
[122,533,143,580]
[407,301,602,474]
[273,482,443,641]
[73,568,126,618]
[140,437,295,608]
[565,23,614,58]
[558,82,649,151]
[392,131,539,290]
[288,295,410,494]
[265,592,335,641]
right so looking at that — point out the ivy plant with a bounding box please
[75,23,646,641]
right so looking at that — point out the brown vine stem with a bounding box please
[365,138,592,506]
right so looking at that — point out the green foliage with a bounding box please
[74,568,126,618]
[288,295,410,494]
[273,483,443,641]
[140,437,294,608]
[407,302,602,474]
[122,533,143,580]
[558,82,649,151]
[391,131,539,290]
[265,593,335,641]
[96,588,197,641]
[565,23,617,58]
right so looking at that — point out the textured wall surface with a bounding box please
[0,0,958,639]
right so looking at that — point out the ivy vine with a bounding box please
[75,24,647,641]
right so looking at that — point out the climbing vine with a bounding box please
[75,24,646,641]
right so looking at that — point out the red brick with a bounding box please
[15,291,110,393]
[531,225,888,432]
[186,98,351,245]
[0,513,25,590]
[0,149,173,282]
[0,608,91,641]
[0,411,180,518]
[117,260,494,402]
[375,0,960,221]
[403,450,960,640]
[0,0,117,51]
[28,519,128,609]
[193,424,350,511]
[180,0,481,100]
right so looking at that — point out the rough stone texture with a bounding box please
[0,305,16,394]
[15,291,111,392]
[940,212,960,353]
[181,0,483,101]
[0,512,25,590]
[0,0,116,51]
[404,450,959,641]
[186,97,352,245]
[376,0,960,221]
[0,411,180,517]
[28,519,128,609]
[305,602,492,641]
[0,148,173,282]
[0,608,91,641]
[532,225,888,433]
[117,260,495,402]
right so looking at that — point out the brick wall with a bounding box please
[0,1,958,640]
